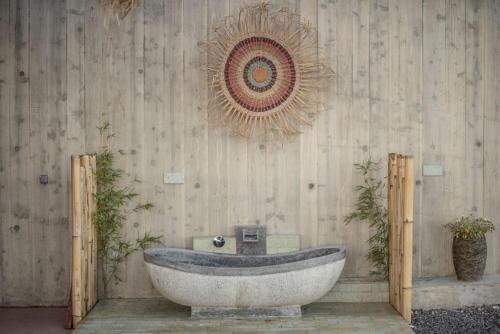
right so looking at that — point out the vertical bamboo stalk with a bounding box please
[388,154,414,323]
[402,156,414,322]
[81,163,88,315]
[81,155,92,313]
[396,156,406,313]
[89,155,98,309]
[71,156,82,327]
[387,153,398,306]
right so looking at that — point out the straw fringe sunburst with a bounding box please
[204,2,333,138]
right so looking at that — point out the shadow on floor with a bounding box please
[0,307,71,334]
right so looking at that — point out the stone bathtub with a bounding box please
[144,246,346,317]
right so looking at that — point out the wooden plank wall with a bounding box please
[0,0,499,305]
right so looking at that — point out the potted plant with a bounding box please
[445,215,495,281]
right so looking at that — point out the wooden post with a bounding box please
[71,155,82,327]
[81,155,92,313]
[387,153,398,307]
[70,154,98,328]
[89,155,98,309]
[396,155,405,312]
[402,156,414,321]
[388,153,413,323]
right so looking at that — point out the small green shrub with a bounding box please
[95,122,162,294]
[445,215,495,240]
[345,159,388,279]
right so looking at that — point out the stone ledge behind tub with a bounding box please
[324,274,500,306]
[193,235,301,254]
[412,274,500,310]
[320,279,389,303]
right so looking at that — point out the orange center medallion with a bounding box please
[252,66,268,83]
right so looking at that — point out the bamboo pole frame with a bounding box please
[388,153,414,323]
[70,154,98,328]
[71,156,82,327]
[387,154,398,307]
[402,157,414,321]
[90,155,98,309]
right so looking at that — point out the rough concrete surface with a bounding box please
[413,274,500,310]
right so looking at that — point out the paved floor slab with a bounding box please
[413,274,500,310]
[0,307,71,334]
[73,299,413,334]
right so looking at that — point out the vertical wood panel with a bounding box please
[443,0,467,276]
[465,0,485,219]
[366,0,389,277]
[350,0,371,274]
[316,0,331,250]
[331,0,354,274]
[183,0,208,245]
[124,3,150,297]
[83,0,103,153]
[369,0,389,160]
[164,0,185,248]
[401,0,423,277]
[83,1,105,298]
[28,0,49,303]
[67,0,86,159]
[47,0,69,302]
[207,0,230,236]
[0,0,12,304]
[245,0,270,232]
[6,0,33,304]
[299,0,319,248]
[482,0,499,274]
[270,0,301,237]
[422,0,449,277]
[227,0,249,233]
[140,0,165,297]
[104,3,134,298]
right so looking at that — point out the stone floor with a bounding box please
[73,298,413,334]
[0,307,71,334]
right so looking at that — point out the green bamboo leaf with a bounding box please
[344,158,388,279]
[94,129,162,295]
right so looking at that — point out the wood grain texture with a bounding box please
[299,0,319,249]
[6,0,33,305]
[422,0,448,277]
[482,0,499,275]
[1,0,500,305]
[0,0,11,304]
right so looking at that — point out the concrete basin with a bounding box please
[144,246,346,317]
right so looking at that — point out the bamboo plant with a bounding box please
[95,122,161,294]
[345,159,389,279]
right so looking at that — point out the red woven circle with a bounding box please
[223,36,296,113]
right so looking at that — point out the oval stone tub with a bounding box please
[144,246,346,318]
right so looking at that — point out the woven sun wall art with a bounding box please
[204,2,333,138]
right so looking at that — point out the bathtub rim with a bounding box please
[143,246,346,276]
